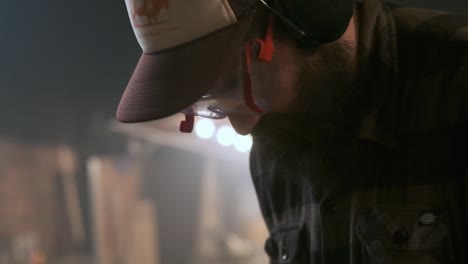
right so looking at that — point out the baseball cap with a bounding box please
[116,0,260,123]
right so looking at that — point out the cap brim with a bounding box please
[116,17,254,123]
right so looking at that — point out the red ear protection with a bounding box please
[257,15,275,62]
[180,114,194,133]
[243,15,275,113]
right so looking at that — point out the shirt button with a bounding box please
[280,236,289,262]
[419,211,437,225]
[393,228,410,244]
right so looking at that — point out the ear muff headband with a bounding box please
[258,0,354,46]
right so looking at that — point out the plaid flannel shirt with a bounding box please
[250,0,468,263]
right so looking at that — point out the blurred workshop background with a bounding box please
[0,0,466,263]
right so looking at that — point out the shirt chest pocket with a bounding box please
[355,204,454,264]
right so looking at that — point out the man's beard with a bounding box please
[250,40,366,181]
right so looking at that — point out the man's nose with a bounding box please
[227,115,261,135]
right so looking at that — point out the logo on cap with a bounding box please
[132,0,170,27]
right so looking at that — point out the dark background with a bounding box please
[0,0,467,143]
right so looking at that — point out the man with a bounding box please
[116,0,468,262]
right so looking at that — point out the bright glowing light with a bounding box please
[194,119,215,139]
[234,135,253,152]
[216,125,236,147]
